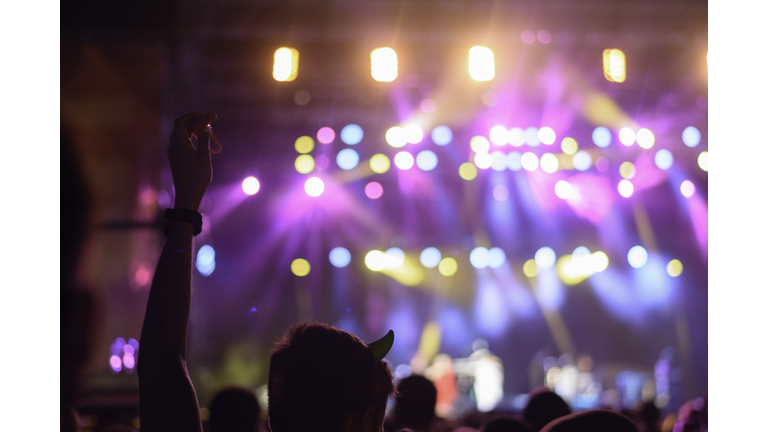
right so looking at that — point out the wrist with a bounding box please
[173,196,201,211]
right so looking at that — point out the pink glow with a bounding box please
[317,127,335,144]
[315,154,329,170]
[394,152,414,170]
[133,264,152,287]
[420,99,436,113]
[538,30,552,44]
[365,182,383,199]
[631,152,667,192]
[123,352,136,369]
[565,174,615,224]
[688,195,709,261]
[596,157,609,172]
[110,355,122,372]
[521,30,535,44]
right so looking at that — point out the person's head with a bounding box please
[637,401,660,430]
[268,323,396,432]
[208,386,261,432]
[522,388,571,432]
[480,414,533,432]
[539,409,638,432]
[394,375,437,431]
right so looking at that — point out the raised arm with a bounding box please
[138,113,217,432]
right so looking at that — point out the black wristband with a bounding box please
[164,208,203,236]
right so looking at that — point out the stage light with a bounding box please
[493,184,509,201]
[698,151,708,171]
[385,248,406,268]
[365,181,383,199]
[506,152,522,171]
[459,162,478,180]
[592,127,612,148]
[317,127,335,144]
[540,153,559,173]
[521,152,539,171]
[420,248,442,268]
[627,246,648,268]
[405,125,424,144]
[438,257,458,276]
[432,126,453,145]
[315,154,329,170]
[469,46,495,81]
[591,251,609,272]
[666,259,683,277]
[524,127,540,146]
[196,245,216,276]
[371,47,398,82]
[341,124,364,145]
[305,177,324,197]
[128,338,139,350]
[680,180,695,198]
[242,176,261,195]
[521,30,535,44]
[538,127,556,145]
[370,154,391,173]
[110,355,122,372]
[488,248,506,268]
[619,128,635,146]
[490,126,508,145]
[365,250,386,271]
[523,259,539,277]
[386,126,407,148]
[295,136,314,153]
[294,89,311,105]
[291,258,311,276]
[538,30,552,44]
[416,150,438,171]
[619,162,636,179]
[554,180,572,199]
[535,247,556,269]
[491,151,506,171]
[654,149,674,170]
[682,126,701,147]
[603,49,626,83]
[273,47,299,82]
[123,352,135,369]
[474,152,493,169]
[572,151,592,171]
[421,99,436,113]
[470,247,490,269]
[636,128,655,149]
[508,128,525,147]
[336,149,360,170]
[394,151,414,170]
[470,136,490,153]
[561,137,578,155]
[295,154,315,174]
[571,246,592,268]
[329,247,351,268]
[618,179,634,197]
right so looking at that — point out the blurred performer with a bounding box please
[425,354,458,417]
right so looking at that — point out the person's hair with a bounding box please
[208,386,261,432]
[480,414,533,432]
[539,409,638,432]
[267,323,395,432]
[522,388,571,432]
[394,374,437,430]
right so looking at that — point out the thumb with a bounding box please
[197,128,211,157]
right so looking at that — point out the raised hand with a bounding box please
[169,113,218,211]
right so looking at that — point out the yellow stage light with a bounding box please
[371,47,398,82]
[370,154,391,173]
[273,47,299,82]
[295,154,315,174]
[603,49,626,83]
[291,258,310,276]
[523,259,539,277]
[459,162,478,180]
[438,257,458,276]
[469,46,495,81]
[294,136,314,154]
[561,137,578,155]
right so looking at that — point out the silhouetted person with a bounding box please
[208,386,261,432]
[479,414,532,432]
[522,388,571,432]
[540,409,638,432]
[385,375,437,432]
[637,401,660,432]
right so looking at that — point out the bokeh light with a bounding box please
[618,179,634,198]
[416,150,438,171]
[315,154,329,170]
[365,181,383,199]
[386,126,407,148]
[521,152,539,171]
[420,247,442,268]
[394,152,415,170]
[506,152,522,171]
[554,180,572,199]
[682,126,701,147]
[294,136,314,153]
[538,30,552,44]
[317,127,335,144]
[596,157,609,172]
[490,126,508,145]
[627,246,648,268]
[636,128,655,149]
[680,180,696,198]
[291,258,311,276]
[329,247,351,268]
[405,125,424,144]
[666,259,683,277]
[336,149,360,170]
[365,250,386,271]
[535,247,556,269]
[603,49,626,82]
[508,128,525,147]
[470,247,490,269]
[521,30,535,44]
[591,251,609,272]
[431,126,453,145]
[524,127,541,146]
[420,99,436,113]
[561,137,578,155]
[242,176,261,195]
[523,259,539,277]
[123,352,136,369]
[370,154,391,173]
[470,136,490,153]
[371,47,397,82]
[196,245,216,277]
[619,162,636,179]
[572,151,592,171]
[474,152,493,169]
[540,153,559,173]
[385,248,406,268]
[493,184,509,201]
[592,127,612,148]
[459,162,478,180]
[340,124,363,145]
[572,246,591,267]
[273,47,299,82]
[491,151,506,171]
[654,149,674,170]
[438,257,458,276]
[488,248,506,268]
[538,127,556,145]
[304,177,324,197]
[619,128,635,146]
[110,355,122,372]
[469,46,495,81]
[698,151,708,171]
[295,154,315,174]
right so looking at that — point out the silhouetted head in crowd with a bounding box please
[393,374,437,431]
[637,401,660,432]
[522,388,571,432]
[209,386,261,432]
[480,414,533,432]
[268,323,396,432]
[540,409,638,432]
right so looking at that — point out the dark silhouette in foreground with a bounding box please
[208,386,261,432]
[523,388,571,432]
[385,375,437,432]
[480,414,533,432]
[540,409,638,432]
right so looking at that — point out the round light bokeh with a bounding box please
[404,125,424,144]
[627,246,648,268]
[416,150,438,171]
[474,152,493,169]
[329,247,351,268]
[540,153,559,173]
[490,126,509,145]
[365,181,383,199]
[295,154,315,174]
[431,126,453,145]
[561,137,578,155]
[394,151,415,170]
[493,184,509,201]
[619,128,635,146]
[470,247,490,269]
[340,124,363,145]
[521,152,539,171]
[304,177,324,197]
[365,250,386,271]
[680,180,696,198]
[654,149,674,170]
[317,127,335,144]
[636,128,655,149]
[420,247,442,268]
[242,176,261,195]
[488,247,506,268]
[682,126,701,147]
[470,136,491,153]
[592,127,612,148]
[524,127,541,146]
[698,151,708,172]
[336,149,360,170]
[491,151,507,171]
[534,247,556,269]
[618,179,634,198]
[459,162,478,180]
[508,128,525,147]
[572,151,592,171]
[370,154,391,173]
[554,180,571,199]
[295,136,314,153]
[386,126,407,148]
[506,152,523,171]
[538,127,556,145]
